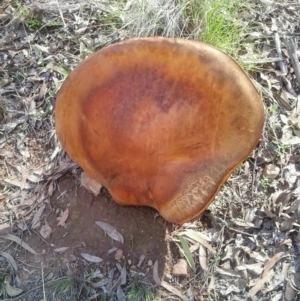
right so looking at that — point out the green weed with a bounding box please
[126,278,154,301]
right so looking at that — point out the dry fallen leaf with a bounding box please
[95,221,124,244]
[53,247,69,253]
[179,230,215,254]
[199,244,207,270]
[0,252,18,271]
[161,281,189,301]
[4,278,23,297]
[117,286,126,301]
[57,208,69,227]
[0,234,37,254]
[81,253,103,263]
[153,260,161,285]
[261,252,285,278]
[249,269,275,296]
[216,267,242,278]
[32,204,46,229]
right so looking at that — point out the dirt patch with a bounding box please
[40,175,172,274]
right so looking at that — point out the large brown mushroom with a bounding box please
[55,37,264,224]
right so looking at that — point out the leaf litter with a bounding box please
[95,221,124,244]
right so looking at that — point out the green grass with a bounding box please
[126,277,155,301]
[120,0,259,72]
[49,277,77,298]
[180,0,257,70]
[0,273,6,298]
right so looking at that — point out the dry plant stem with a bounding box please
[42,262,46,301]
[286,38,300,90]
[251,149,258,196]
[274,33,287,75]
[275,33,297,96]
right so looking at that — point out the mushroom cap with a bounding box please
[55,37,264,224]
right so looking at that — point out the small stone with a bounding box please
[147,260,153,266]
[263,164,280,181]
[127,259,132,265]
[130,265,137,270]
[172,259,188,277]
[39,223,52,239]
[42,249,46,254]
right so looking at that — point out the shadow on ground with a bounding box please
[18,175,175,300]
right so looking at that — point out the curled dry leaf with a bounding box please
[32,204,46,229]
[57,208,69,227]
[0,234,37,254]
[81,253,103,263]
[95,221,124,244]
[0,252,18,271]
[199,244,207,270]
[153,260,161,285]
[4,279,23,297]
[3,277,23,297]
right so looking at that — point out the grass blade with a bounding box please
[178,235,196,272]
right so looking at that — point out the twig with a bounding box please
[274,32,297,96]
[274,32,287,75]
[286,38,300,91]
[56,0,66,28]
[42,262,46,301]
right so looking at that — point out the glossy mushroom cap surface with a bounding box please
[55,37,264,224]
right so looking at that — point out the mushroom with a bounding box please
[55,37,264,224]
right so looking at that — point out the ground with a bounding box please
[1,0,300,300]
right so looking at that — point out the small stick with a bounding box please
[286,38,300,90]
[274,33,297,96]
[274,32,287,75]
